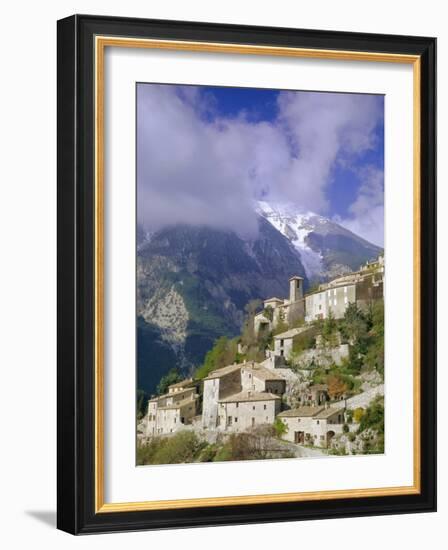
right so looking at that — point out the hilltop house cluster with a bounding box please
[140,256,384,449]
[142,360,346,448]
[255,255,384,364]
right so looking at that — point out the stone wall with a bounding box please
[202,368,242,429]
[280,410,345,447]
[218,398,280,432]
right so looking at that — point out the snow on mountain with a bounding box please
[256,201,325,279]
[255,200,383,282]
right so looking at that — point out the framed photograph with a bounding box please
[57,14,436,534]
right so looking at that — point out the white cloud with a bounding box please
[334,166,384,246]
[137,84,384,242]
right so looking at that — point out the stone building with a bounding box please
[254,276,305,334]
[202,364,242,429]
[305,255,384,322]
[272,326,314,361]
[305,283,357,322]
[217,390,281,432]
[278,405,345,448]
[297,384,329,406]
[144,382,199,437]
[256,256,384,330]
[240,362,286,395]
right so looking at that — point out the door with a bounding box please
[294,431,304,444]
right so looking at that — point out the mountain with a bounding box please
[256,201,383,282]
[137,216,307,394]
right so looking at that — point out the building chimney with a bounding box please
[289,276,304,303]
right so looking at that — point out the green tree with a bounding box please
[137,432,205,465]
[358,397,384,435]
[156,368,183,395]
[322,309,338,346]
[273,417,288,437]
[195,336,238,379]
[341,303,368,345]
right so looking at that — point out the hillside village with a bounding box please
[137,255,385,465]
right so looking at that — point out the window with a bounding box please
[253,405,256,410]
[344,286,347,294]
[320,435,325,441]
[344,296,348,304]
[234,417,238,422]
[333,289,337,296]
[327,290,331,297]
[251,418,255,427]
[264,404,267,410]
[316,420,320,424]
[235,402,239,408]
[334,299,337,306]
[228,416,232,425]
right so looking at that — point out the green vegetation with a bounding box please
[328,447,348,456]
[156,368,183,395]
[353,407,365,423]
[321,309,338,346]
[195,336,239,379]
[358,397,384,435]
[212,426,294,461]
[309,300,384,385]
[311,363,362,398]
[357,397,385,454]
[291,327,317,355]
[137,432,206,465]
[340,300,384,377]
[273,417,288,437]
[137,426,295,465]
[194,296,284,380]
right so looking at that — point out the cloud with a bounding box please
[137,84,275,237]
[137,84,384,240]
[334,166,384,246]
[272,92,383,212]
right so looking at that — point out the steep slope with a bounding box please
[256,201,383,281]
[137,217,307,394]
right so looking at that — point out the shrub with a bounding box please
[273,417,288,437]
[353,407,365,423]
[195,336,238,379]
[136,437,166,465]
[197,444,218,462]
[137,432,204,465]
[358,397,384,435]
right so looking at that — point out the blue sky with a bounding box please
[137,84,384,245]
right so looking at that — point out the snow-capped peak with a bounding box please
[255,200,324,279]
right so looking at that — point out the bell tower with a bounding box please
[289,276,304,303]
